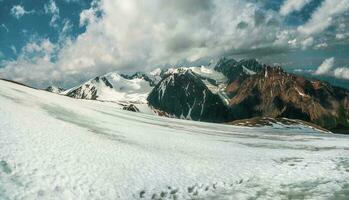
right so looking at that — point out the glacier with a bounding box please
[1,79,349,200]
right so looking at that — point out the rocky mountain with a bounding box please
[147,67,229,122]
[56,56,349,133]
[120,72,157,87]
[64,72,155,103]
[147,59,349,133]
[226,66,349,133]
[3,78,346,200]
[45,86,65,94]
[227,117,330,133]
[146,60,266,123]
[214,57,264,82]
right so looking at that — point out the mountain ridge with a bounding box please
[16,57,349,133]
[226,66,349,133]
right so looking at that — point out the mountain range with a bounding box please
[45,57,349,134]
[2,73,347,199]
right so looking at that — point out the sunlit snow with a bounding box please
[1,80,349,200]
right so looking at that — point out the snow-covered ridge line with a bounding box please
[62,71,155,104]
[164,66,229,100]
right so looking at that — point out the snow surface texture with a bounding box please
[1,80,349,200]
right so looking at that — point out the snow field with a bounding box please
[1,80,349,200]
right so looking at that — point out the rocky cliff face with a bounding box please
[147,61,349,132]
[65,76,112,100]
[58,56,349,133]
[45,86,65,94]
[226,66,349,132]
[120,72,157,87]
[214,57,263,82]
[147,69,229,122]
[148,58,349,131]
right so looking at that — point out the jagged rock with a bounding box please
[226,66,349,132]
[123,104,140,112]
[120,72,157,86]
[227,117,330,133]
[45,86,65,94]
[147,69,229,122]
[65,76,111,100]
[58,56,349,133]
[214,57,263,82]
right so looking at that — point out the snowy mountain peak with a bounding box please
[149,68,162,76]
[148,68,229,122]
[65,72,154,103]
[45,86,65,94]
[120,72,157,86]
[215,57,263,82]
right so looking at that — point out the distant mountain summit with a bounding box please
[57,56,349,133]
[147,60,265,122]
[147,67,229,122]
[214,57,263,82]
[227,66,349,133]
[148,59,349,132]
[64,72,156,103]
[45,86,65,94]
[120,72,157,87]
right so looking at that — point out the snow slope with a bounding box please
[1,79,349,200]
[63,72,154,103]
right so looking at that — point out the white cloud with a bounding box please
[1,24,9,32]
[280,0,312,16]
[44,0,60,27]
[79,1,100,27]
[0,39,61,87]
[311,58,349,80]
[64,0,80,2]
[2,0,346,88]
[314,42,328,49]
[293,68,314,73]
[301,37,314,50]
[11,46,17,55]
[314,57,335,75]
[298,0,349,35]
[10,5,31,19]
[334,67,349,80]
[336,33,345,39]
[62,20,72,34]
[2,0,290,88]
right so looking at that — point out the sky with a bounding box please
[0,0,349,88]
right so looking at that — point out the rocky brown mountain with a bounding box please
[146,59,349,133]
[227,66,349,133]
[56,56,349,133]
